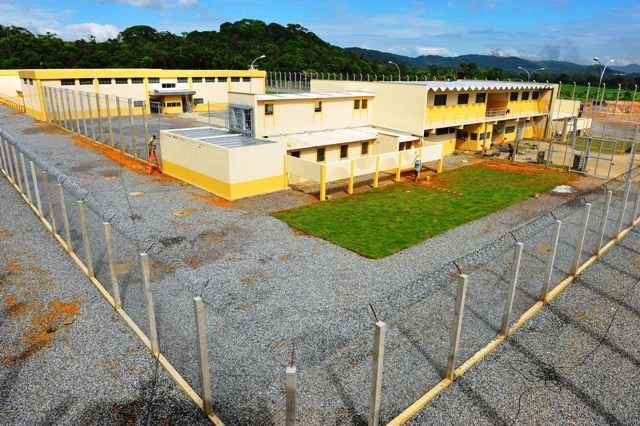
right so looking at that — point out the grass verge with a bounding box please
[274,161,577,259]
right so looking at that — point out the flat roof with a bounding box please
[256,91,375,101]
[151,89,196,96]
[268,126,419,150]
[163,127,277,149]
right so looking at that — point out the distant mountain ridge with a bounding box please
[346,47,640,76]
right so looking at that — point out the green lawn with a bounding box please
[574,137,637,155]
[273,162,576,259]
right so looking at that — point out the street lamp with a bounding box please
[517,66,545,82]
[388,61,400,81]
[250,54,266,70]
[593,56,614,105]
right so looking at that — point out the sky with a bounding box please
[1,0,639,66]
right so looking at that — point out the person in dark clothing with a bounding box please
[507,143,515,160]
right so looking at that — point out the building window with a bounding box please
[79,78,93,85]
[457,93,469,104]
[133,101,143,107]
[317,147,325,162]
[205,77,215,83]
[242,77,250,82]
[314,101,322,112]
[162,83,176,88]
[23,78,27,84]
[29,79,33,85]
[505,126,516,133]
[423,131,430,137]
[265,103,274,116]
[231,77,241,82]
[354,99,360,110]
[470,132,478,140]
[131,78,143,84]
[361,141,369,155]
[115,78,127,84]
[218,77,228,83]
[177,77,188,83]
[475,93,486,103]
[434,94,447,106]
[361,99,368,109]
[229,106,253,135]
[291,151,300,158]
[532,91,540,100]
[192,77,203,83]
[98,78,111,85]
[165,102,181,107]
[436,127,452,135]
[510,92,519,101]
[457,130,469,139]
[399,141,412,151]
[340,144,348,159]
[521,91,530,100]
[194,98,204,105]
[479,132,491,140]
[148,77,159,83]
[61,79,75,86]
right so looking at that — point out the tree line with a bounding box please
[1,19,639,94]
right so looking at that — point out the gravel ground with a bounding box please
[1,105,639,425]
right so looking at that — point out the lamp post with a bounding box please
[593,57,614,105]
[388,61,400,81]
[250,54,266,70]
[517,66,545,82]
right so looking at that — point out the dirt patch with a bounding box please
[190,190,234,208]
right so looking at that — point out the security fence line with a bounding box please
[0,129,224,425]
[1,124,639,425]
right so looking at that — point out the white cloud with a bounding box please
[66,23,119,41]
[415,47,457,57]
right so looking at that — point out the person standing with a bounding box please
[413,155,422,181]
[507,143,515,161]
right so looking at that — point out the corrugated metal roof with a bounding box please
[405,79,554,92]
[268,126,418,150]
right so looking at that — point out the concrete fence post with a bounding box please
[540,221,561,301]
[572,203,592,276]
[87,92,96,142]
[501,242,523,335]
[193,296,213,415]
[10,144,22,191]
[106,96,115,148]
[103,222,122,310]
[5,141,16,183]
[286,348,297,426]
[77,200,94,278]
[42,172,57,233]
[29,161,43,215]
[140,253,159,355]
[116,96,125,153]
[65,90,75,132]
[79,90,88,137]
[632,183,640,226]
[95,93,105,145]
[446,274,468,381]
[128,98,138,159]
[615,180,632,238]
[57,184,73,251]
[0,136,8,174]
[71,90,80,133]
[368,320,387,426]
[596,191,613,255]
[19,153,32,201]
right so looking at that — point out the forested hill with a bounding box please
[0,20,376,73]
[1,19,639,86]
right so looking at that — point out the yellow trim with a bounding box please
[163,160,286,200]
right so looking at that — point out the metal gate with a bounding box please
[569,136,616,179]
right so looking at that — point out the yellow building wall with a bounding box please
[254,96,373,138]
[311,80,428,135]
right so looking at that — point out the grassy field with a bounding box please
[274,162,577,259]
[559,84,640,102]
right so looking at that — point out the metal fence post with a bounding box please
[103,223,122,310]
[540,221,561,301]
[0,136,8,174]
[141,253,159,355]
[79,90,88,137]
[116,96,125,153]
[193,296,213,415]
[42,172,57,233]
[57,184,72,251]
[632,182,640,226]
[77,200,94,278]
[596,191,613,255]
[19,152,32,201]
[128,98,138,159]
[572,203,592,275]
[501,242,523,335]
[286,348,297,426]
[29,161,43,215]
[106,96,114,148]
[615,180,631,238]
[96,93,105,144]
[10,144,22,191]
[87,92,96,142]
[446,274,468,381]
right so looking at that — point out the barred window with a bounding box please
[177,77,188,83]
[194,98,204,105]
[133,101,143,107]
[231,77,241,82]
[192,77,203,83]
[162,83,176,88]
[434,94,447,106]
[115,78,128,84]
[98,78,111,85]
[131,78,143,84]
[79,78,93,85]
[148,77,160,83]
[205,77,215,83]
[61,79,75,86]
